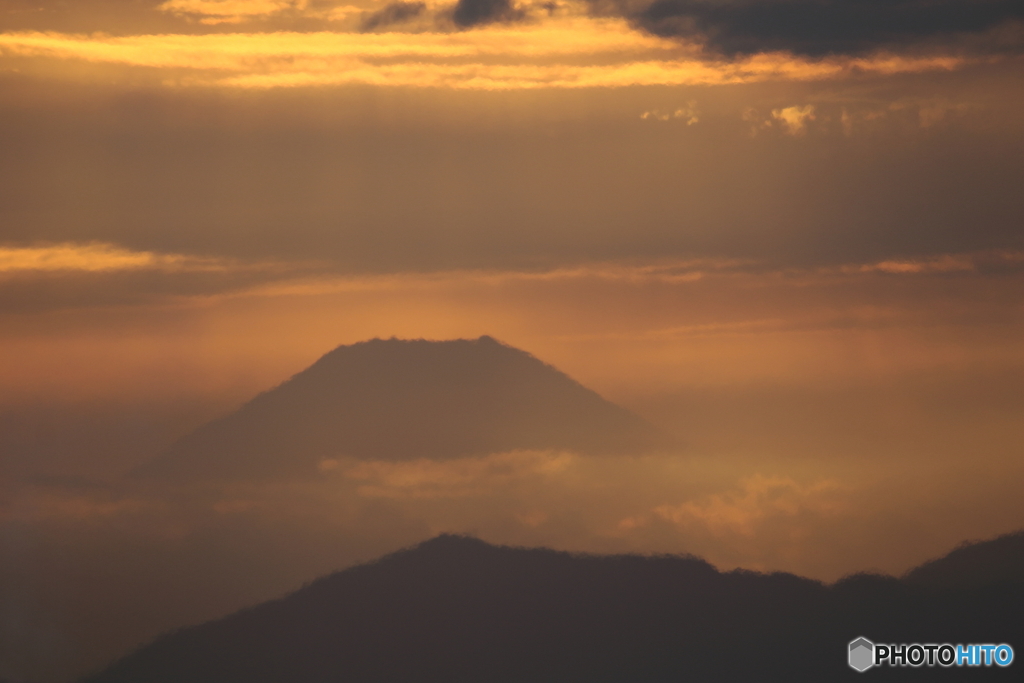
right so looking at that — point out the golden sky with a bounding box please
[2,2,1024,679]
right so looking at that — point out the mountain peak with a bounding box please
[136,337,668,481]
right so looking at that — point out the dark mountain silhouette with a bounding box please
[135,337,668,481]
[84,532,1024,683]
[904,529,1024,590]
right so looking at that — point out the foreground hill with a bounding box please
[136,336,666,481]
[904,530,1024,590]
[84,532,1024,683]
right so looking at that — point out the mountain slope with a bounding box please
[903,529,1024,589]
[136,337,667,481]
[83,533,1024,683]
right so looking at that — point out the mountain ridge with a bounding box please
[83,530,1024,682]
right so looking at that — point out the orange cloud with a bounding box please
[650,475,846,536]
[771,105,815,135]
[0,243,230,273]
[0,22,968,90]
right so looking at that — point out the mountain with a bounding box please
[903,529,1024,590]
[83,533,1024,683]
[135,336,667,481]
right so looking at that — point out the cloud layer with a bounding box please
[0,22,972,90]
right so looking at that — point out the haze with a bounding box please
[1,1,1023,681]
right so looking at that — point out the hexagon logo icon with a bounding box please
[849,637,875,672]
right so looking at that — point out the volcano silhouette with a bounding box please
[136,336,667,481]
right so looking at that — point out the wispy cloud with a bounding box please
[831,251,1024,275]
[338,450,576,498]
[0,243,231,274]
[618,475,847,537]
[224,250,1024,302]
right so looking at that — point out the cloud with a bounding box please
[337,450,576,498]
[157,0,311,24]
[0,243,318,314]
[645,475,846,536]
[640,100,698,123]
[3,244,1019,321]
[843,254,974,274]
[360,2,428,31]
[771,104,814,134]
[626,0,1024,56]
[0,242,229,274]
[0,21,673,69]
[451,0,526,27]
[830,251,1024,275]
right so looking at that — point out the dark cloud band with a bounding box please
[359,0,526,32]
[616,0,1024,56]
[452,0,526,27]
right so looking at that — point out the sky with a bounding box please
[1,1,1024,680]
